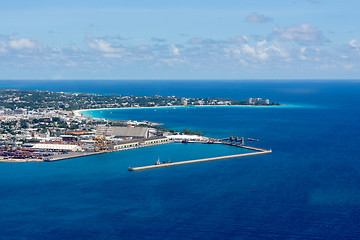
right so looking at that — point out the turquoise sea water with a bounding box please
[1,80,360,239]
[81,104,318,138]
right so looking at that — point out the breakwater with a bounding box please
[128,145,272,171]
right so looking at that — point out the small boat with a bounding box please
[155,157,172,165]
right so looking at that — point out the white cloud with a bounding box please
[1,31,360,79]
[0,42,7,53]
[171,45,179,55]
[257,40,267,47]
[160,58,186,67]
[71,45,79,52]
[8,38,36,50]
[273,23,327,45]
[230,36,248,45]
[226,38,292,63]
[0,36,48,55]
[137,45,151,52]
[242,44,256,55]
[246,12,272,23]
[268,44,289,58]
[349,39,360,48]
[188,38,203,44]
[188,38,226,46]
[103,53,122,58]
[88,39,120,53]
[299,47,307,60]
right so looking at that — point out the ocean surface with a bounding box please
[1,80,360,239]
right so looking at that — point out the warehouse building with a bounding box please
[32,144,82,152]
[114,140,139,151]
[97,126,150,139]
[142,137,169,146]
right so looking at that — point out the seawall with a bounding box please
[128,149,272,171]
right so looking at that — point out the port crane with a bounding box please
[217,136,260,146]
[94,126,109,152]
[222,136,245,145]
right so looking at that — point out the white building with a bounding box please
[32,144,82,152]
[181,98,188,106]
[249,98,270,105]
[114,141,139,151]
[166,134,208,142]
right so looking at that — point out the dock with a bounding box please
[128,145,271,171]
[44,151,106,162]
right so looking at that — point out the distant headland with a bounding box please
[0,88,280,112]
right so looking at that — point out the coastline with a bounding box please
[74,104,286,117]
[0,151,105,163]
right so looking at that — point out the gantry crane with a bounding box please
[94,126,109,152]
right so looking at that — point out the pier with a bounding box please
[128,144,272,171]
[45,151,105,162]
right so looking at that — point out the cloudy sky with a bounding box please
[1,0,359,80]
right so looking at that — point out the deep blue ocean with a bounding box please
[1,80,360,239]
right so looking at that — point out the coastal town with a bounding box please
[0,88,277,162]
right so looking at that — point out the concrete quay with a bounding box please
[220,142,270,152]
[0,151,107,163]
[238,145,271,152]
[0,158,42,163]
[128,148,272,171]
[43,151,105,162]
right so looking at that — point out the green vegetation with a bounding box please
[183,128,203,136]
[0,88,279,112]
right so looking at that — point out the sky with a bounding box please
[0,0,360,80]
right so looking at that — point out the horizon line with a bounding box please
[0,79,360,81]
